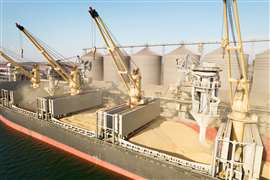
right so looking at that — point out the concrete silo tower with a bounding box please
[250,49,270,109]
[131,47,161,87]
[103,53,130,84]
[163,45,200,86]
[81,50,103,81]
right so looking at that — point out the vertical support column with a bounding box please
[96,111,99,138]
[2,89,9,107]
[229,141,237,180]
[9,91,14,106]
[7,64,13,82]
[211,138,219,177]
[112,114,115,144]
[104,112,108,140]
[0,90,3,106]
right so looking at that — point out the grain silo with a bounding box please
[81,50,103,81]
[103,53,130,84]
[130,47,161,86]
[202,47,249,103]
[250,49,270,109]
[163,45,200,86]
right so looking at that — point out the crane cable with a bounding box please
[25,30,66,61]
[19,31,24,58]
[20,30,79,77]
[104,21,139,70]
[90,17,97,61]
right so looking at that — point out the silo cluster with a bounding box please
[163,45,200,86]
[250,49,270,109]
[80,46,261,107]
[130,47,161,87]
[81,50,103,81]
[103,53,130,84]
[202,48,249,103]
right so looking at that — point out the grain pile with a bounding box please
[60,81,128,131]
[130,117,213,164]
[60,108,98,131]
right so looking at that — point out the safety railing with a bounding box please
[51,117,96,138]
[11,105,37,118]
[118,139,212,175]
[8,104,96,138]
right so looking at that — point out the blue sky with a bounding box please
[0,0,269,61]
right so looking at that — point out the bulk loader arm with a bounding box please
[0,50,40,88]
[16,23,81,95]
[212,1,263,179]
[88,7,145,107]
[222,0,250,142]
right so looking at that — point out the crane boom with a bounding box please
[0,50,32,79]
[222,0,250,144]
[16,23,70,82]
[223,0,249,109]
[16,23,81,95]
[89,8,134,91]
[0,50,40,88]
[212,2,263,179]
[88,7,145,107]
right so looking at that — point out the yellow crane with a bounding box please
[16,23,81,95]
[88,7,145,108]
[222,0,250,147]
[0,50,40,88]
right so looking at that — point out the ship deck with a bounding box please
[60,107,214,164]
[0,106,214,179]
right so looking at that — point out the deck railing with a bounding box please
[118,139,212,175]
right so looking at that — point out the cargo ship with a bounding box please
[0,80,214,180]
[0,1,270,180]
